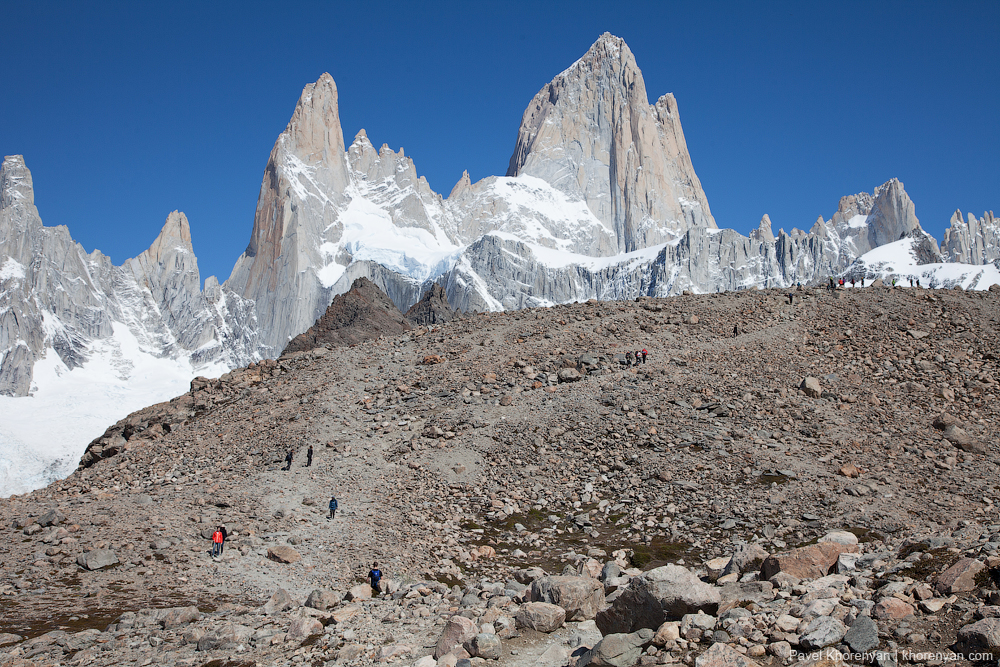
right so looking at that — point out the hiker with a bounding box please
[916,278,921,288]
[891,278,897,288]
[634,350,641,366]
[211,526,224,558]
[283,449,293,471]
[909,278,914,287]
[219,524,228,553]
[839,278,845,288]
[733,324,739,337]
[305,444,313,467]
[641,349,648,364]
[329,495,338,519]
[787,292,794,305]
[850,278,855,288]
[367,561,383,596]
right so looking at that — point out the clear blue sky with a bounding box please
[3,1,997,284]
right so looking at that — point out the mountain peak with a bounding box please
[504,33,715,253]
[280,73,348,170]
[1,155,34,209]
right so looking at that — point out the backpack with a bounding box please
[370,569,382,585]
[330,497,338,509]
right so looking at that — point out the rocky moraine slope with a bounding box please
[0,282,999,666]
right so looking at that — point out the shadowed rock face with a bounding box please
[405,284,455,326]
[282,277,411,354]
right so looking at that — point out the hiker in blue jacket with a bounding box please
[367,561,383,596]
[329,495,338,520]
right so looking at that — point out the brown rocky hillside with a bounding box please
[2,284,1000,667]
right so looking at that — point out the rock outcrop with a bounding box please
[282,278,411,354]
[942,209,1000,265]
[405,283,455,326]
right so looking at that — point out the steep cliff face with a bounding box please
[942,210,1000,265]
[505,33,716,253]
[225,73,351,355]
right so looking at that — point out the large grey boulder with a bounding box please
[596,564,720,635]
[799,616,847,650]
[531,575,606,621]
[957,618,1000,653]
[435,615,478,659]
[76,549,119,571]
[466,633,502,660]
[263,588,297,615]
[515,602,566,632]
[582,629,654,667]
[305,589,342,611]
[844,614,879,653]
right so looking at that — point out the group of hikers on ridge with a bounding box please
[827,276,921,289]
[623,349,648,366]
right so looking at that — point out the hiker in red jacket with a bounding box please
[211,527,224,558]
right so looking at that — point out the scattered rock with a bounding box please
[76,548,119,570]
[515,602,566,633]
[266,545,301,564]
[531,575,605,621]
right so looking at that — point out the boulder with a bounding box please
[346,583,372,601]
[287,616,323,640]
[557,368,583,382]
[872,598,915,621]
[596,564,720,635]
[585,629,653,667]
[266,545,301,564]
[515,602,566,632]
[801,377,822,398]
[36,509,64,527]
[332,605,361,623]
[957,618,1000,652]
[652,621,680,647]
[935,558,985,595]
[718,582,775,612]
[531,575,606,621]
[263,588,297,614]
[77,549,119,571]
[305,589,342,611]
[843,615,879,653]
[818,531,858,546]
[466,633,502,660]
[160,606,201,630]
[759,542,858,580]
[942,425,985,454]
[435,616,478,659]
[799,616,847,649]
[694,642,761,667]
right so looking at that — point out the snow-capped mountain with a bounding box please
[0,155,259,493]
[1,32,998,495]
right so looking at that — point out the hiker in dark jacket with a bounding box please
[305,445,313,467]
[329,496,338,519]
[283,449,293,471]
[367,562,383,596]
